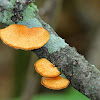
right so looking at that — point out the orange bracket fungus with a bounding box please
[0,24,49,50]
[34,58,60,77]
[41,76,70,90]
[34,58,70,90]
[0,29,1,38]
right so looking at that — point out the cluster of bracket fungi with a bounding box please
[0,24,70,90]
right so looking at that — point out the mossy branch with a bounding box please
[0,0,100,100]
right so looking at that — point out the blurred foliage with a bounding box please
[33,86,89,100]
[14,50,31,97]
[13,86,89,100]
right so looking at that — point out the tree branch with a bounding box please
[0,0,100,100]
[34,14,100,100]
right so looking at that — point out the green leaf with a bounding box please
[33,86,89,100]
[12,86,90,100]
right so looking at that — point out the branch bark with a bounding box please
[34,14,100,100]
[0,0,100,100]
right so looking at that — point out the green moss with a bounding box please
[19,3,42,28]
[0,0,16,24]
[0,0,15,10]
[44,34,69,54]
[0,3,38,25]
[18,18,42,28]
[10,0,16,6]
[1,11,14,24]
[61,73,66,79]
[22,3,38,21]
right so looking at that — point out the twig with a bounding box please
[21,0,63,100]
[34,14,100,100]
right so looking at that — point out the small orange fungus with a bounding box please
[41,76,70,90]
[0,29,1,38]
[34,58,60,77]
[0,24,49,50]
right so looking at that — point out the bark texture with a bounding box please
[34,15,100,100]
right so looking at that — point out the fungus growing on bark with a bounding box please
[34,58,60,77]
[41,76,70,90]
[0,29,1,38]
[0,24,49,50]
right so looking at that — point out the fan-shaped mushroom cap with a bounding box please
[34,58,60,77]
[0,29,1,38]
[0,24,49,50]
[41,76,70,90]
